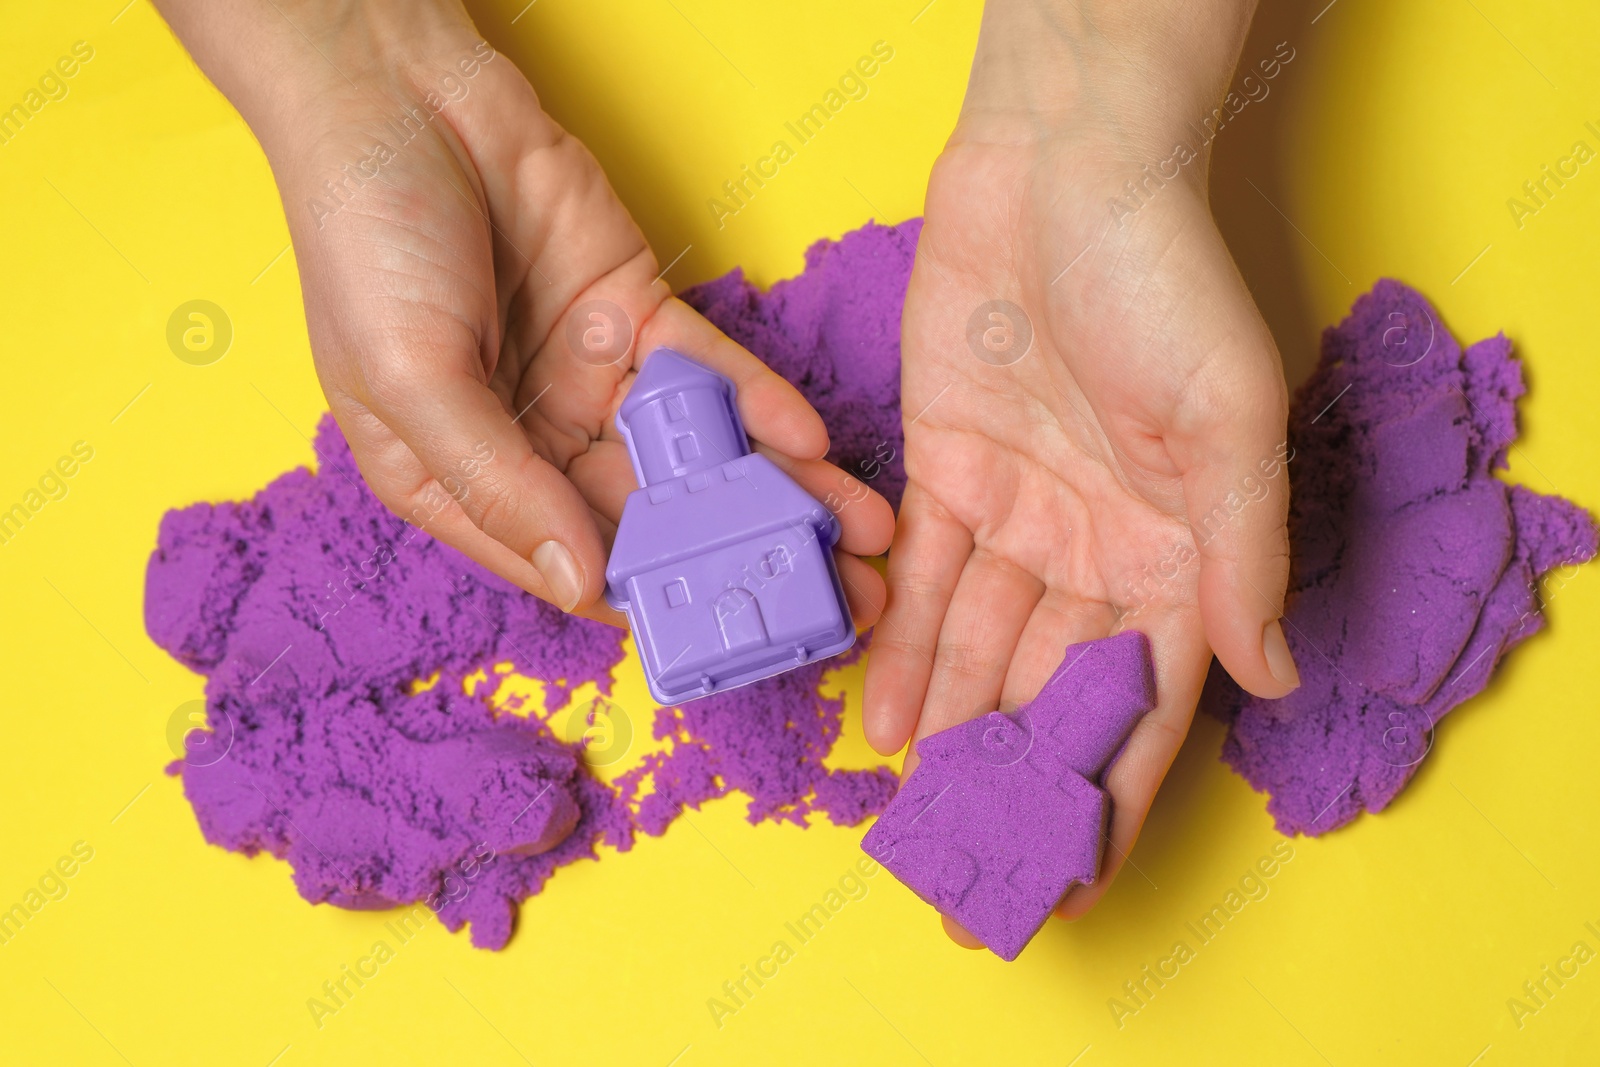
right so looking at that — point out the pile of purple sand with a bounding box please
[683,218,919,510]
[145,221,919,949]
[1203,279,1597,836]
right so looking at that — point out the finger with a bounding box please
[519,273,829,464]
[905,548,1044,777]
[755,445,895,558]
[334,401,627,627]
[1054,603,1212,919]
[941,914,986,951]
[511,249,661,450]
[636,297,830,461]
[565,438,636,525]
[836,551,887,631]
[1167,350,1297,699]
[998,588,1120,710]
[862,485,972,756]
[354,349,608,615]
[930,588,1110,950]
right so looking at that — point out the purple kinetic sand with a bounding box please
[145,220,918,948]
[146,422,632,949]
[862,632,1157,961]
[682,220,919,509]
[1204,280,1597,836]
[605,349,854,704]
[149,220,1580,952]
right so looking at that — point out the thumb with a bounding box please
[357,353,608,615]
[1170,354,1299,699]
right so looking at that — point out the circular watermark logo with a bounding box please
[565,299,633,367]
[165,699,234,767]
[1379,306,1436,368]
[966,709,1033,766]
[563,695,633,765]
[965,300,1033,367]
[1376,705,1434,768]
[166,300,233,366]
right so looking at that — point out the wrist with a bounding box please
[155,0,480,152]
[955,0,1260,161]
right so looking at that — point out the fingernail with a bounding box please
[1262,618,1301,690]
[532,540,583,612]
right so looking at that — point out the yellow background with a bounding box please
[3,0,1598,1063]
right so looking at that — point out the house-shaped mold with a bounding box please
[604,349,854,704]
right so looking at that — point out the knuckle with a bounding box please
[931,639,992,683]
[871,628,920,660]
[1130,711,1185,751]
[890,570,948,606]
[458,475,522,542]
[394,478,457,532]
[359,353,430,414]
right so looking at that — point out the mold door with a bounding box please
[713,587,768,653]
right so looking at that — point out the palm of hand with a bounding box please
[283,39,890,623]
[865,135,1291,926]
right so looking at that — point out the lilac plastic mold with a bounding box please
[604,348,855,704]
